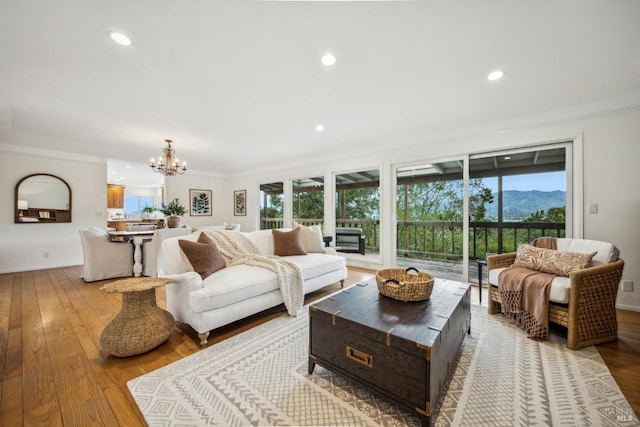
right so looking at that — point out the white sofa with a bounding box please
[160,229,348,344]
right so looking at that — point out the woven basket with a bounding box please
[375,267,434,302]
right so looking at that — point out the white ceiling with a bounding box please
[2,0,640,179]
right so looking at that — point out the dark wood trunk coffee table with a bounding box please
[309,277,470,426]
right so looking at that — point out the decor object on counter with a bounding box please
[160,198,187,228]
[99,277,174,357]
[142,205,158,218]
[234,189,246,216]
[149,139,187,176]
[189,189,212,216]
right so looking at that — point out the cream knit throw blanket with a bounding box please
[201,230,304,316]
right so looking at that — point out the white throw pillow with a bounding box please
[292,221,325,253]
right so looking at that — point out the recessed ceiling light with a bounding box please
[504,156,511,160]
[487,70,505,81]
[315,124,325,132]
[321,53,337,66]
[108,31,133,46]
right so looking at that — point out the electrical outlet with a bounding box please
[588,203,598,214]
[43,252,49,258]
[622,280,633,292]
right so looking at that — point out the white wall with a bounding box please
[229,109,640,311]
[0,145,108,273]
[163,170,235,230]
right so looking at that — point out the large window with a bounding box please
[260,182,284,230]
[335,169,380,255]
[396,162,465,279]
[125,195,156,216]
[292,176,324,227]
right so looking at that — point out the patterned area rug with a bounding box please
[128,303,637,426]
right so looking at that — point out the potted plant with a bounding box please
[160,198,187,228]
[141,205,158,218]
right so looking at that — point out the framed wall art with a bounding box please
[189,189,212,216]
[234,190,247,216]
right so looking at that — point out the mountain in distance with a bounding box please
[484,190,566,221]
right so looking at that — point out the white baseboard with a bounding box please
[0,262,80,275]
[616,303,640,312]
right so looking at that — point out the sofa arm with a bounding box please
[162,272,203,323]
[163,271,203,290]
[566,258,624,349]
[487,252,516,271]
[324,247,338,256]
[569,259,625,301]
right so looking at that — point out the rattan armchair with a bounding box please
[487,241,624,350]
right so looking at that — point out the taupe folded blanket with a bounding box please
[499,267,555,340]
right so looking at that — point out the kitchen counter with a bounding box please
[107,219,159,231]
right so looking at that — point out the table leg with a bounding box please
[477,260,485,303]
[132,236,144,277]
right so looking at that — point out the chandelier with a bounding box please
[150,139,187,176]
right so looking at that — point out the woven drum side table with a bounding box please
[100,277,175,357]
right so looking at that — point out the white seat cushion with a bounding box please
[489,267,571,304]
[191,265,279,312]
[284,253,347,280]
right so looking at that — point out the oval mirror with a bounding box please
[15,174,72,223]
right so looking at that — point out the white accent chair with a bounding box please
[78,228,134,282]
[142,228,193,277]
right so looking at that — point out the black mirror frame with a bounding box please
[15,173,72,224]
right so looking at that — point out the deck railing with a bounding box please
[261,218,565,259]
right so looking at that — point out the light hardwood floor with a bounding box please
[0,266,638,425]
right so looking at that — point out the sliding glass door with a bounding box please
[395,161,465,280]
[395,143,571,283]
[468,146,568,277]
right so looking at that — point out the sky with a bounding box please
[484,171,566,192]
